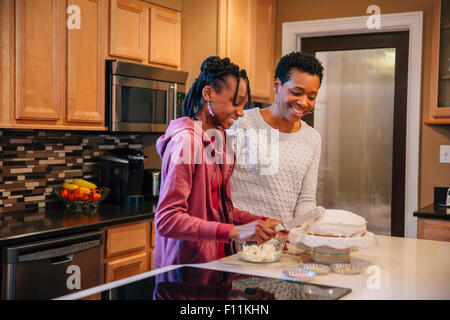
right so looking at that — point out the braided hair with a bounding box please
[182,56,251,119]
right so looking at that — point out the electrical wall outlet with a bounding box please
[440,145,450,164]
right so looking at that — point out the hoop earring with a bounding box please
[207,101,215,117]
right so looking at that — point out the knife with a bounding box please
[275,206,325,232]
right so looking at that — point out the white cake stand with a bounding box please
[288,229,377,264]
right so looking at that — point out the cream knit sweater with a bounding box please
[228,108,321,223]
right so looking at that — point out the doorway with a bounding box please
[302,32,408,237]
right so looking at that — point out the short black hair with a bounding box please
[182,56,251,119]
[275,52,324,85]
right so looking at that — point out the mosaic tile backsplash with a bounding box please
[0,130,143,213]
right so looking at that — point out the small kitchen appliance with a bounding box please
[143,169,161,198]
[99,148,147,204]
[434,186,450,208]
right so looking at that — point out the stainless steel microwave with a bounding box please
[106,60,188,132]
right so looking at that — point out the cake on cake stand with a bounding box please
[288,229,376,264]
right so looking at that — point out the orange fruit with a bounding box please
[92,193,101,201]
[61,189,69,199]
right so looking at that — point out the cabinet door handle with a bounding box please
[51,254,74,265]
[173,83,177,119]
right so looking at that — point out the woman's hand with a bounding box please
[264,218,289,241]
[228,220,277,244]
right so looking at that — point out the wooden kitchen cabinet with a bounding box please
[0,0,181,131]
[426,0,450,124]
[105,252,148,282]
[150,219,155,270]
[14,0,65,122]
[149,6,181,67]
[218,0,275,102]
[418,218,450,242]
[103,219,154,283]
[109,0,149,61]
[109,0,181,68]
[67,0,106,124]
[105,219,150,258]
[249,0,275,100]
[0,0,108,130]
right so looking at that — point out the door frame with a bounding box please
[282,12,423,238]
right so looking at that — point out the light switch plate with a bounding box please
[440,145,450,164]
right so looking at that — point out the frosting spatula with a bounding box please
[275,206,325,232]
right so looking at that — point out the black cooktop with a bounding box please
[99,266,351,300]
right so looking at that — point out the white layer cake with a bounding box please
[301,209,367,237]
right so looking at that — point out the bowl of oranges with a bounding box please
[54,179,109,213]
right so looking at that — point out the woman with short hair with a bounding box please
[230,52,324,224]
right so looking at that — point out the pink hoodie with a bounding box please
[154,117,263,268]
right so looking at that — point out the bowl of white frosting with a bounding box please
[237,239,286,263]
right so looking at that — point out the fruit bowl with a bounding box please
[53,186,110,213]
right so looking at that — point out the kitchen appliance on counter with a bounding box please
[434,187,450,208]
[99,148,147,204]
[106,60,188,133]
[143,169,161,198]
[2,230,103,300]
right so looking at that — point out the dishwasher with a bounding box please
[2,230,103,300]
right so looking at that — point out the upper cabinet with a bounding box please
[110,0,148,61]
[14,0,65,122]
[0,0,181,131]
[149,7,181,67]
[427,0,450,124]
[109,0,181,68]
[67,0,106,124]
[249,0,276,100]
[218,0,276,103]
[0,0,108,130]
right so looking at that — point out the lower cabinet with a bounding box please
[418,218,450,242]
[149,248,154,271]
[150,222,155,270]
[102,219,155,284]
[105,252,149,282]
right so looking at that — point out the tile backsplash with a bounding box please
[0,130,143,213]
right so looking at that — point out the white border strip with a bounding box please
[282,12,423,238]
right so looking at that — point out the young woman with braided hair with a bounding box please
[154,56,283,268]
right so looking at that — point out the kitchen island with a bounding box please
[56,235,450,300]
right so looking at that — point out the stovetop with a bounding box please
[99,266,351,300]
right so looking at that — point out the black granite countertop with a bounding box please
[413,204,450,220]
[0,199,158,246]
[57,265,352,300]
